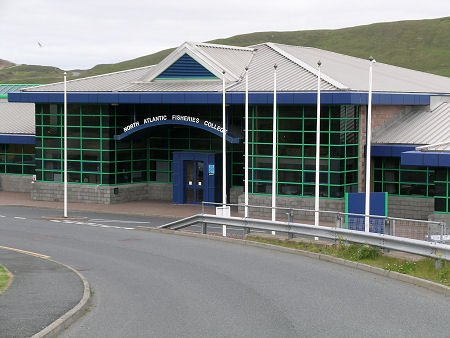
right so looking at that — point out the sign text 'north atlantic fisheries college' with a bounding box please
[123,115,227,133]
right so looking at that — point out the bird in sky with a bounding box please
[37,41,43,47]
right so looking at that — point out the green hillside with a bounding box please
[1,16,449,84]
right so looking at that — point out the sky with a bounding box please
[0,0,448,70]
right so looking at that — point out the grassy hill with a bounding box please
[1,16,449,84]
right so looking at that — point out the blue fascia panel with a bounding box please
[391,94,404,105]
[425,153,440,167]
[185,93,208,104]
[401,151,450,168]
[332,92,351,104]
[97,93,119,103]
[230,93,245,104]
[401,151,424,166]
[392,145,418,157]
[277,93,294,104]
[438,153,450,167]
[293,92,316,104]
[7,91,434,106]
[47,93,63,102]
[249,93,268,104]
[371,145,392,157]
[118,93,140,104]
[321,93,333,104]
[206,93,222,104]
[0,134,35,145]
[162,93,185,104]
[371,144,418,157]
[140,93,162,103]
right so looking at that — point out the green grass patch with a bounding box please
[246,236,450,287]
[0,264,12,293]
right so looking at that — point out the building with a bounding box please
[5,42,450,222]
[0,84,36,191]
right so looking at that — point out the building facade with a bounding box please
[5,42,450,221]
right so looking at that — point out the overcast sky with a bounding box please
[0,0,448,70]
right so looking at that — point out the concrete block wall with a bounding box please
[387,196,434,220]
[230,187,243,204]
[31,182,173,204]
[237,194,345,223]
[0,174,33,193]
[147,182,173,201]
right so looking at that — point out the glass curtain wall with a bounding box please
[249,104,360,198]
[373,157,450,213]
[35,103,243,186]
[0,144,35,174]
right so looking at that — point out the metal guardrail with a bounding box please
[201,202,448,244]
[159,214,450,261]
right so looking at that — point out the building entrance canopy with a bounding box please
[114,114,242,143]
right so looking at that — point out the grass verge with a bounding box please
[0,264,12,293]
[246,235,450,287]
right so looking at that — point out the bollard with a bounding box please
[287,209,294,239]
[383,219,390,253]
[384,219,390,236]
[202,222,207,235]
[336,214,342,229]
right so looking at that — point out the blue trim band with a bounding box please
[371,144,418,157]
[401,151,450,167]
[8,91,432,105]
[0,134,35,145]
[114,119,241,144]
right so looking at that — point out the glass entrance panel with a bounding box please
[184,160,204,203]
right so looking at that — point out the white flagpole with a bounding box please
[244,67,249,218]
[63,72,68,218]
[271,64,277,228]
[365,56,375,232]
[222,71,227,236]
[314,61,322,227]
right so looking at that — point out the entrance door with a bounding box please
[185,160,204,203]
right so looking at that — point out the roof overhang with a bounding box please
[0,134,35,145]
[8,91,432,105]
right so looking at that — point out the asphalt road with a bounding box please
[0,205,449,337]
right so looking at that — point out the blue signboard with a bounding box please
[345,192,387,233]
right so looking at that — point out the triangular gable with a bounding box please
[155,53,218,80]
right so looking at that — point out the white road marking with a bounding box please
[14,217,26,220]
[46,218,136,231]
[89,219,150,224]
[0,215,6,218]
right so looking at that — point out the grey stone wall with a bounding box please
[0,174,33,193]
[388,196,434,220]
[237,194,345,223]
[229,187,243,204]
[147,182,173,201]
[31,182,173,204]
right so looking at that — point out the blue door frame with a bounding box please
[173,152,219,204]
